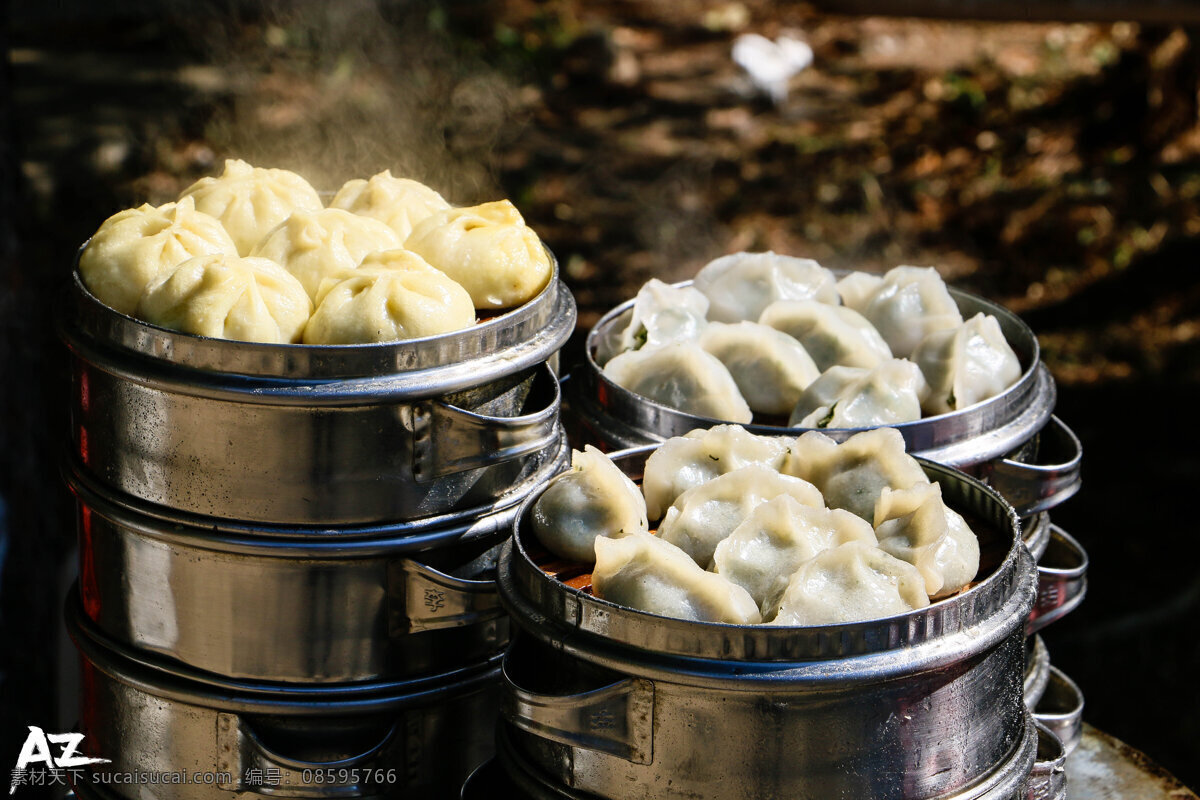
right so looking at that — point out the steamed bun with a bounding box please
[404,200,552,309]
[79,196,239,316]
[136,253,311,343]
[330,170,450,241]
[250,208,404,300]
[302,249,475,344]
[179,159,324,256]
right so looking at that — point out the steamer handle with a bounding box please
[216,712,398,797]
[990,416,1083,516]
[412,362,561,481]
[392,558,505,634]
[1025,718,1068,800]
[1032,666,1085,758]
[1026,525,1089,636]
[500,649,655,765]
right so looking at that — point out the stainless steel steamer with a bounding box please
[567,283,1081,518]
[67,597,498,800]
[496,447,1039,800]
[69,436,568,684]
[62,266,577,525]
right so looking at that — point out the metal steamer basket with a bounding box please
[66,597,499,800]
[68,436,569,684]
[567,283,1081,520]
[62,263,577,526]
[496,447,1040,800]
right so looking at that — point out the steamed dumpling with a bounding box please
[79,196,239,316]
[330,170,450,241]
[836,272,884,310]
[301,250,475,344]
[781,428,929,522]
[251,208,403,300]
[874,483,980,599]
[531,446,649,563]
[405,200,552,309]
[693,251,839,323]
[911,313,1022,415]
[602,343,752,424]
[592,532,762,624]
[136,253,311,343]
[788,360,928,429]
[768,541,930,625]
[657,465,824,568]
[179,159,323,256]
[698,321,820,415]
[759,300,892,372]
[616,279,710,356]
[712,494,877,611]
[841,266,963,359]
[642,426,791,521]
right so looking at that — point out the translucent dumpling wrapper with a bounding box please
[79,197,239,316]
[911,313,1022,415]
[592,532,762,624]
[642,425,792,521]
[602,343,753,425]
[658,464,824,568]
[698,321,820,416]
[836,272,883,311]
[781,428,929,522]
[179,159,324,256]
[405,200,552,310]
[712,494,877,613]
[693,251,839,323]
[613,279,710,359]
[301,250,475,344]
[251,208,403,300]
[329,170,451,241]
[136,253,311,343]
[873,483,979,599]
[531,446,649,563]
[767,541,930,625]
[842,266,964,359]
[788,360,928,429]
[759,300,892,372]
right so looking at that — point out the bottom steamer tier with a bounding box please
[496,450,1038,800]
[67,595,500,800]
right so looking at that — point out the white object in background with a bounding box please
[731,33,814,104]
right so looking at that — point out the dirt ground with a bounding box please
[4,0,1200,790]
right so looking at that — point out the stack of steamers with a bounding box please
[63,229,1086,798]
[60,237,577,799]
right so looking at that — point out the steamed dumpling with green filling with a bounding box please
[531,446,649,563]
[759,300,892,372]
[781,428,929,522]
[593,532,762,624]
[767,541,929,625]
[405,200,552,309]
[330,170,451,241]
[873,482,979,599]
[179,159,324,256]
[302,250,475,344]
[602,343,752,425]
[788,359,928,429]
[79,196,239,316]
[693,251,839,323]
[698,321,820,416]
[658,465,824,568]
[840,266,963,359]
[136,253,311,343]
[250,208,403,300]
[642,425,791,521]
[911,313,1022,415]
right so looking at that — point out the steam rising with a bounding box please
[183,0,520,202]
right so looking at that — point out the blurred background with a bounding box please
[3,0,1199,791]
